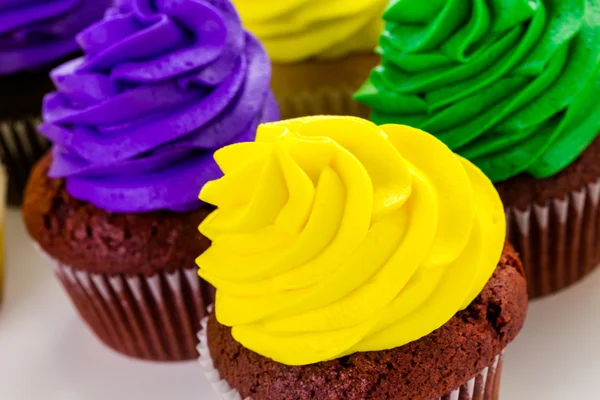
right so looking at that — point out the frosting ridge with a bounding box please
[231,0,388,62]
[198,116,506,366]
[0,0,111,75]
[356,0,600,182]
[40,0,279,213]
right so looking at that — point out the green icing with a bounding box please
[356,0,600,182]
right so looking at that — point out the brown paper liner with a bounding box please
[197,317,504,400]
[43,250,214,362]
[505,179,600,299]
[271,54,378,120]
[0,116,49,206]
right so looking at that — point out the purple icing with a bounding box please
[0,0,111,75]
[40,0,280,213]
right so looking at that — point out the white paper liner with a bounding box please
[506,178,600,298]
[197,316,504,400]
[37,248,213,361]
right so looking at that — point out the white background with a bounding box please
[1,208,598,400]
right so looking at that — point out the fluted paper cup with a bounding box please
[38,248,213,362]
[275,86,371,121]
[0,117,49,205]
[505,178,600,298]
[271,54,378,120]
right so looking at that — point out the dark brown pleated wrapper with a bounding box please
[45,251,214,362]
[505,179,600,299]
[197,316,504,400]
[0,117,50,206]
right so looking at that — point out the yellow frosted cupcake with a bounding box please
[196,116,528,399]
[232,0,387,118]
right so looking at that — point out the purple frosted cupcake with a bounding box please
[0,0,111,205]
[22,0,279,362]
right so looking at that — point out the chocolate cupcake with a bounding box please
[0,0,110,205]
[202,245,524,400]
[231,0,387,119]
[22,0,279,362]
[356,0,600,298]
[196,117,527,399]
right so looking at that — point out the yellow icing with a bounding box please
[231,0,387,62]
[0,168,5,305]
[197,116,506,366]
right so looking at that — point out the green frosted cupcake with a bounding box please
[356,0,600,298]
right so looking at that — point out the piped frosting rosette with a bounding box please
[356,0,600,182]
[39,0,279,213]
[231,0,388,62]
[0,0,111,75]
[197,116,506,366]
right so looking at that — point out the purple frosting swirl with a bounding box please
[0,0,111,75]
[40,0,280,213]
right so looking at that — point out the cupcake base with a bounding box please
[271,54,379,119]
[23,154,216,361]
[42,249,213,361]
[198,244,527,400]
[198,318,504,400]
[496,135,600,299]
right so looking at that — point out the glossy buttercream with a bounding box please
[356,0,600,182]
[0,0,111,75]
[40,0,279,213]
[231,0,388,62]
[198,116,506,366]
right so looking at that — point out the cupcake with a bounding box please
[356,0,600,298]
[231,0,387,119]
[0,0,111,205]
[197,116,528,399]
[22,0,279,362]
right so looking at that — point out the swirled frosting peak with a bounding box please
[356,0,600,182]
[231,0,388,62]
[0,0,111,75]
[197,116,506,366]
[40,0,279,213]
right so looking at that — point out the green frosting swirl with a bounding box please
[355,0,600,182]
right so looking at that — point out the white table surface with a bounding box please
[0,208,599,400]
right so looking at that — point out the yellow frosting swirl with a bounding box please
[198,116,506,366]
[231,0,387,62]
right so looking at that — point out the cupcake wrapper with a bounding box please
[39,249,213,362]
[276,87,370,120]
[0,116,49,205]
[506,178,600,298]
[197,317,504,400]
[271,55,379,120]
